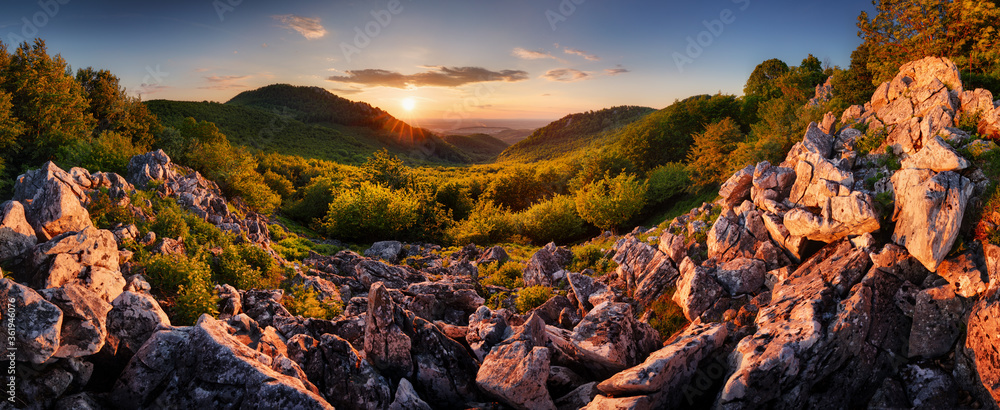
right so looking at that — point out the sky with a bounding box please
[0,0,875,124]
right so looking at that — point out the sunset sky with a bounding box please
[1,0,874,122]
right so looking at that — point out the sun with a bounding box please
[401,97,416,112]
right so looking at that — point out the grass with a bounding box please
[647,190,719,229]
[645,292,688,342]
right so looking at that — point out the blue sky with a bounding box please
[0,0,874,121]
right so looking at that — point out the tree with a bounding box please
[830,43,877,106]
[574,173,647,232]
[361,148,411,190]
[744,58,790,101]
[76,67,159,148]
[686,118,746,188]
[859,0,1000,84]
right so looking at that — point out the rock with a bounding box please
[112,315,331,409]
[900,364,958,409]
[242,289,292,328]
[596,322,727,408]
[548,365,586,398]
[477,245,510,266]
[126,149,175,189]
[389,378,432,410]
[719,165,754,208]
[760,212,808,262]
[151,237,185,256]
[657,231,687,264]
[0,201,37,262]
[567,272,609,313]
[936,253,988,298]
[364,240,403,263]
[707,209,769,264]
[556,382,598,410]
[714,258,766,296]
[31,227,122,294]
[216,284,242,318]
[355,259,422,289]
[569,302,660,375]
[820,111,836,134]
[467,306,512,361]
[788,152,854,209]
[53,392,105,410]
[287,333,392,410]
[0,278,62,364]
[909,284,964,359]
[106,291,171,355]
[477,341,555,410]
[524,242,573,287]
[784,191,881,243]
[673,258,724,321]
[609,237,679,310]
[892,169,973,272]
[40,282,112,358]
[584,394,655,409]
[364,282,413,379]
[786,122,834,161]
[13,161,93,240]
[405,281,483,323]
[901,136,970,172]
[409,316,481,407]
[966,292,1000,406]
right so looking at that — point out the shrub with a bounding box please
[645,162,690,206]
[237,243,275,274]
[140,253,218,326]
[647,292,688,342]
[87,188,138,230]
[214,245,264,290]
[319,181,421,242]
[575,173,648,232]
[479,260,526,289]
[482,166,551,212]
[568,244,617,276]
[519,195,585,245]
[485,291,511,310]
[450,200,520,245]
[173,282,219,326]
[283,284,343,319]
[516,286,553,313]
[56,130,145,175]
[435,180,474,221]
[362,148,411,190]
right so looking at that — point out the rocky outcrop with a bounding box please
[0,278,62,364]
[524,242,573,287]
[609,236,678,310]
[565,302,660,375]
[287,333,393,410]
[892,169,973,272]
[106,290,171,355]
[0,201,37,262]
[477,336,555,410]
[908,284,964,359]
[365,240,403,263]
[673,257,725,320]
[13,162,94,241]
[363,282,413,379]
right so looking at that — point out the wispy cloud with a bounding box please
[328,87,364,95]
[542,68,590,82]
[512,47,561,62]
[564,48,600,61]
[199,75,251,90]
[273,15,327,40]
[328,66,529,88]
[605,67,630,76]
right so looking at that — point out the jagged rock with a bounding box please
[707,209,769,264]
[966,290,1000,406]
[13,161,93,241]
[596,322,727,408]
[241,289,292,328]
[529,295,576,327]
[936,253,988,298]
[909,284,964,359]
[477,245,510,266]
[548,365,586,398]
[356,259,422,289]
[900,364,958,409]
[556,382,598,410]
[106,291,171,355]
[719,164,754,208]
[788,151,854,209]
[524,242,573,287]
[760,212,808,262]
[286,333,391,410]
[364,282,414,379]
[40,282,112,358]
[673,258,724,321]
[568,302,660,375]
[477,341,555,410]
[786,122,834,161]
[0,278,62,364]
[151,237,185,256]
[112,315,330,409]
[409,315,481,406]
[364,240,403,263]
[657,230,687,264]
[53,392,105,410]
[901,136,970,172]
[467,306,512,361]
[390,378,432,410]
[784,191,881,243]
[216,284,242,318]
[0,201,37,262]
[584,394,654,409]
[714,258,766,296]
[17,357,93,409]
[610,236,679,310]
[405,281,483,324]
[126,149,175,189]
[32,227,122,294]
[567,272,609,313]
[892,169,973,272]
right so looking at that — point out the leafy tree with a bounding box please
[76,67,159,148]
[645,162,690,206]
[858,0,1000,84]
[574,173,648,232]
[482,166,551,212]
[686,118,746,188]
[362,148,411,190]
[830,43,877,106]
[320,181,422,242]
[520,195,585,244]
[449,199,519,245]
[744,58,790,100]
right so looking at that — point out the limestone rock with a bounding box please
[892,169,973,272]
[126,149,175,189]
[477,341,555,410]
[570,302,660,374]
[409,315,481,407]
[936,253,988,298]
[13,162,94,241]
[673,258,724,321]
[966,292,1000,406]
[901,136,970,172]
[0,278,62,364]
[610,236,679,310]
[707,209,769,264]
[389,378,432,410]
[364,282,413,379]
[467,306,512,361]
[241,289,292,328]
[719,164,754,208]
[567,272,609,313]
[0,201,37,262]
[714,258,766,296]
[524,242,573,287]
[364,240,403,264]
[106,291,171,355]
[909,284,964,359]
[355,259,422,289]
[784,191,880,243]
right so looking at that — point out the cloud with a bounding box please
[605,67,630,76]
[512,47,559,61]
[273,15,327,40]
[542,68,590,82]
[564,48,600,61]
[199,75,251,90]
[328,66,529,88]
[328,87,364,95]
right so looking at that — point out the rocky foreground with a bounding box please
[1,57,1000,409]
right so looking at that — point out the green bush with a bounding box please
[485,291,511,310]
[574,173,648,232]
[515,286,553,313]
[519,195,585,245]
[568,244,618,276]
[173,282,219,326]
[214,245,264,290]
[479,260,526,289]
[449,200,520,245]
[56,130,145,175]
[645,162,690,205]
[283,284,343,319]
[435,180,474,221]
[319,181,421,242]
[140,253,218,326]
[647,292,688,342]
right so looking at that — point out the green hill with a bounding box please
[498,106,654,162]
[441,133,509,163]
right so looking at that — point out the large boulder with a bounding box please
[707,208,771,264]
[891,169,973,272]
[40,282,112,358]
[287,333,392,410]
[908,284,964,359]
[13,162,93,241]
[106,291,171,355]
[364,240,403,264]
[719,164,754,208]
[31,227,123,300]
[784,191,881,243]
[363,282,413,379]
[524,242,573,287]
[112,315,330,409]
[0,201,37,262]
[673,257,724,321]
[966,292,1000,406]
[409,316,481,407]
[936,253,988,298]
[901,136,970,172]
[567,302,660,375]
[609,236,679,310]
[0,279,62,364]
[714,258,766,296]
[390,378,432,410]
[477,341,555,410]
[126,149,175,188]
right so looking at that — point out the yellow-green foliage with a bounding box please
[516,285,553,313]
[283,284,343,319]
[568,244,618,276]
[320,181,421,242]
[450,200,520,245]
[214,245,265,290]
[519,195,585,245]
[647,292,688,342]
[574,173,648,232]
[479,260,526,289]
[57,130,146,176]
[686,118,745,188]
[645,162,690,205]
[141,253,218,326]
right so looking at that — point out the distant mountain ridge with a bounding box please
[498,106,655,162]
